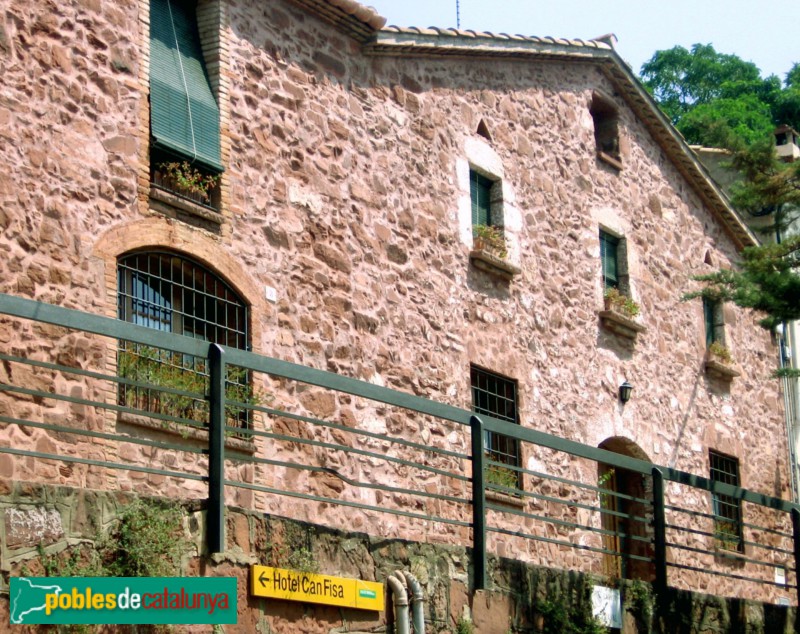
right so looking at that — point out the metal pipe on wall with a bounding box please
[387,571,410,634]
[402,570,425,634]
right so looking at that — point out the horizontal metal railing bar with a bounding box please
[500,476,653,521]
[0,352,118,383]
[2,294,796,513]
[511,463,654,507]
[240,402,470,461]
[659,476,798,514]
[666,539,788,570]
[487,481,652,526]
[0,382,209,432]
[667,561,796,590]
[666,504,794,540]
[0,447,206,482]
[223,479,472,528]
[247,429,470,483]
[0,352,207,402]
[0,414,207,456]
[487,501,653,546]
[224,456,468,505]
[488,524,654,563]
[667,525,795,559]
[0,294,209,357]
[664,522,795,558]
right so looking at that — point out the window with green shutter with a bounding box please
[470,170,494,227]
[600,230,620,290]
[149,0,222,173]
[703,297,725,346]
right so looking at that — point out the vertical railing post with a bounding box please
[652,467,668,595]
[470,415,487,590]
[207,343,225,554]
[791,508,800,606]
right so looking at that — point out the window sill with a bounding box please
[705,357,741,381]
[713,546,746,568]
[597,151,623,171]
[599,309,645,340]
[469,249,521,281]
[486,488,525,509]
[117,411,256,455]
[149,185,223,225]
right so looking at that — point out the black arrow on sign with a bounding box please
[259,571,271,587]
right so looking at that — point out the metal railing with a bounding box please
[0,292,798,605]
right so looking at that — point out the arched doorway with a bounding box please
[598,437,655,581]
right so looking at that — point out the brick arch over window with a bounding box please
[93,218,262,337]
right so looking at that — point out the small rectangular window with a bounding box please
[600,230,620,290]
[703,297,724,346]
[470,366,520,490]
[709,450,744,552]
[591,91,622,168]
[470,170,494,227]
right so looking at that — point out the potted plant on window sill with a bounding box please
[485,463,524,507]
[470,224,521,280]
[117,346,260,449]
[600,288,645,339]
[713,519,743,553]
[704,341,740,380]
[152,161,221,212]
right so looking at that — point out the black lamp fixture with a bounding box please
[619,381,633,404]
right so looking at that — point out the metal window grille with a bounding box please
[709,450,744,552]
[117,251,251,428]
[599,230,619,290]
[470,170,493,227]
[470,366,520,485]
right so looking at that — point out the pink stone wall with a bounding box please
[0,0,791,603]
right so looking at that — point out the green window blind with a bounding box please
[150,0,223,172]
[599,230,619,289]
[703,297,718,346]
[470,170,493,227]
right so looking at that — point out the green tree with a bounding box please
[640,44,765,124]
[643,47,800,370]
[691,143,800,340]
[677,94,775,147]
[639,44,798,146]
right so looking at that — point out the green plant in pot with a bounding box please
[603,287,640,318]
[118,345,261,429]
[486,463,519,490]
[707,340,733,363]
[472,224,508,259]
[157,161,219,204]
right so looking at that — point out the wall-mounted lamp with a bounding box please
[619,381,633,404]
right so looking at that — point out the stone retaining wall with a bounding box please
[0,485,796,633]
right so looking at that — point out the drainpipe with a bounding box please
[387,571,410,634]
[402,571,425,634]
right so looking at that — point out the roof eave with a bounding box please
[283,0,386,42]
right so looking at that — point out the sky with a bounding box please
[366,0,800,82]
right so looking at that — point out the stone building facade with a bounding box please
[0,0,794,621]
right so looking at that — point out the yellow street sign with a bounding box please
[250,565,384,611]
